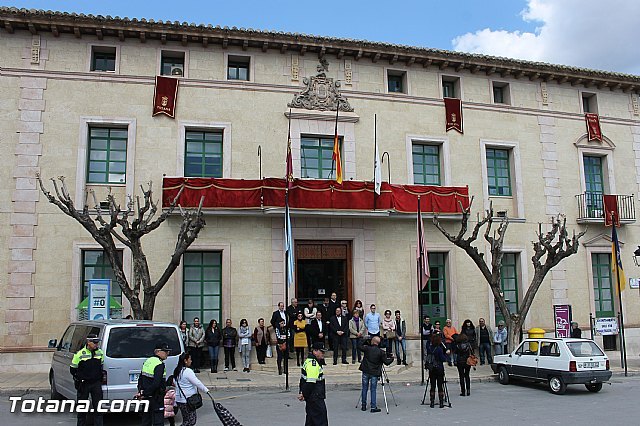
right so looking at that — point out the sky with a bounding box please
[2,0,639,75]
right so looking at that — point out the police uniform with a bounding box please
[137,343,169,426]
[70,334,104,426]
[299,343,328,426]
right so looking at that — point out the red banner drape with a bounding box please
[585,113,602,142]
[603,195,620,227]
[152,76,179,118]
[444,97,463,134]
[163,177,469,214]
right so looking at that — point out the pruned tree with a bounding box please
[433,198,586,349]
[37,175,205,320]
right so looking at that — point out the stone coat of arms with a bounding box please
[288,58,354,112]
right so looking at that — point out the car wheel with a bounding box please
[585,383,603,393]
[498,366,510,385]
[50,372,62,400]
[548,376,567,395]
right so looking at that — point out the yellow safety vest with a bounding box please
[141,356,166,379]
[70,346,104,369]
[301,357,324,383]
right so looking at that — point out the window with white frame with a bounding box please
[90,46,116,72]
[300,135,340,179]
[582,92,598,114]
[87,127,128,184]
[442,75,460,98]
[184,130,223,178]
[486,147,512,196]
[412,143,441,185]
[387,70,407,94]
[227,55,250,81]
[492,81,511,105]
[161,51,185,76]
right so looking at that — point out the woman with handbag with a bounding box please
[381,309,396,357]
[453,333,474,396]
[275,319,290,375]
[173,352,210,426]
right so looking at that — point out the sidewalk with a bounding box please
[2,353,638,396]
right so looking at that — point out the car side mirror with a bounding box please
[48,339,57,349]
[508,354,512,358]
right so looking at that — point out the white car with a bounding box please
[491,338,611,395]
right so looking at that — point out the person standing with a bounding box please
[394,310,407,365]
[294,312,308,366]
[329,307,349,365]
[461,319,476,350]
[173,352,210,426]
[349,310,367,364]
[327,294,340,351]
[381,310,396,357]
[187,317,205,373]
[238,318,252,372]
[178,321,188,350]
[358,336,394,413]
[443,319,458,366]
[421,315,434,355]
[570,321,582,338]
[308,311,326,347]
[352,299,365,319]
[453,333,472,396]
[475,318,493,365]
[221,318,238,372]
[364,304,381,337]
[70,334,104,426]
[205,319,221,373]
[298,343,328,426]
[493,320,508,355]
[137,343,170,426]
[287,298,303,354]
[304,300,318,348]
[275,319,290,375]
[427,334,448,408]
[253,318,269,365]
[270,302,288,330]
[340,300,352,321]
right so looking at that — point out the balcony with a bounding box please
[575,193,635,224]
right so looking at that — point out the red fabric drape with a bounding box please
[603,195,620,227]
[444,97,463,134]
[585,113,602,142]
[163,177,469,214]
[152,76,179,118]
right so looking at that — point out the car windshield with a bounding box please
[106,327,180,358]
[566,341,604,357]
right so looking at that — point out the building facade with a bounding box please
[1,8,640,371]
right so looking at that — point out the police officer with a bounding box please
[70,333,104,426]
[137,342,171,426]
[298,342,328,426]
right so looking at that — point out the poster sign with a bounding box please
[553,305,572,338]
[88,279,111,320]
[629,278,640,289]
[594,317,619,335]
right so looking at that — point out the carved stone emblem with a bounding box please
[288,58,354,112]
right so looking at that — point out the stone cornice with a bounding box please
[2,7,640,93]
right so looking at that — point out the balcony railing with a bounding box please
[575,193,635,223]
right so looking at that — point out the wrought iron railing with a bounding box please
[575,193,635,221]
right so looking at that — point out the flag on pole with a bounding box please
[332,107,343,184]
[417,199,430,290]
[284,199,294,288]
[286,135,294,191]
[374,135,381,196]
[611,224,626,293]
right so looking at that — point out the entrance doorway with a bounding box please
[296,241,352,307]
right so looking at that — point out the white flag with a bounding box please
[374,141,381,195]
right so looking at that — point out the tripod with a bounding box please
[355,365,398,414]
[421,367,452,408]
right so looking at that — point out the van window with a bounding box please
[70,325,102,353]
[58,326,75,352]
[106,327,181,358]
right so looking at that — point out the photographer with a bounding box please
[358,336,394,413]
[426,334,449,408]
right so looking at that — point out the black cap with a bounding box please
[155,342,171,352]
[311,342,326,352]
[86,334,100,342]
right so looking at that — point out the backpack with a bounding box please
[424,351,437,371]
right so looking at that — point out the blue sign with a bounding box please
[88,279,111,320]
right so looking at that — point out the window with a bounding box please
[161,51,185,76]
[492,82,510,105]
[70,325,101,353]
[183,252,222,325]
[412,144,441,185]
[106,327,182,358]
[567,341,604,357]
[87,127,127,184]
[582,93,598,114]
[442,76,460,98]
[387,70,406,93]
[486,148,511,196]
[495,253,518,323]
[584,155,604,217]
[592,253,614,317]
[81,250,123,304]
[515,341,538,356]
[227,55,250,81]
[91,46,116,72]
[57,325,75,352]
[420,253,447,324]
[539,342,560,357]
[184,130,223,177]
[300,136,339,179]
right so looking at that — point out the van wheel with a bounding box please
[498,366,510,385]
[585,383,602,393]
[50,372,62,400]
[548,376,567,395]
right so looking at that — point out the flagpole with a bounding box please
[417,196,425,386]
[285,191,290,390]
[330,105,339,180]
[612,216,627,377]
[373,114,377,210]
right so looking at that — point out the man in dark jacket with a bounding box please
[70,334,104,426]
[308,311,326,346]
[137,342,170,426]
[358,336,394,413]
[329,307,349,365]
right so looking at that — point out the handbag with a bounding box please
[278,342,287,351]
[466,354,479,367]
[175,372,203,410]
[266,345,273,358]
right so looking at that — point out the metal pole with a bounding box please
[589,312,594,340]
[373,114,377,210]
[612,219,628,376]
[285,191,290,390]
[381,152,390,184]
[258,145,262,179]
[417,196,425,385]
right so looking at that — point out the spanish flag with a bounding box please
[332,107,343,184]
[611,224,626,292]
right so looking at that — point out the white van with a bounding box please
[49,320,184,401]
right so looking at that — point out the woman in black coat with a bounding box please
[460,319,476,349]
[427,334,448,408]
[205,319,222,373]
[453,333,473,396]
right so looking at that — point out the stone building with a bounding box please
[1,7,640,371]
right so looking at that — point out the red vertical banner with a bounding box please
[444,97,463,134]
[152,76,179,118]
[585,113,602,141]
[603,195,620,227]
